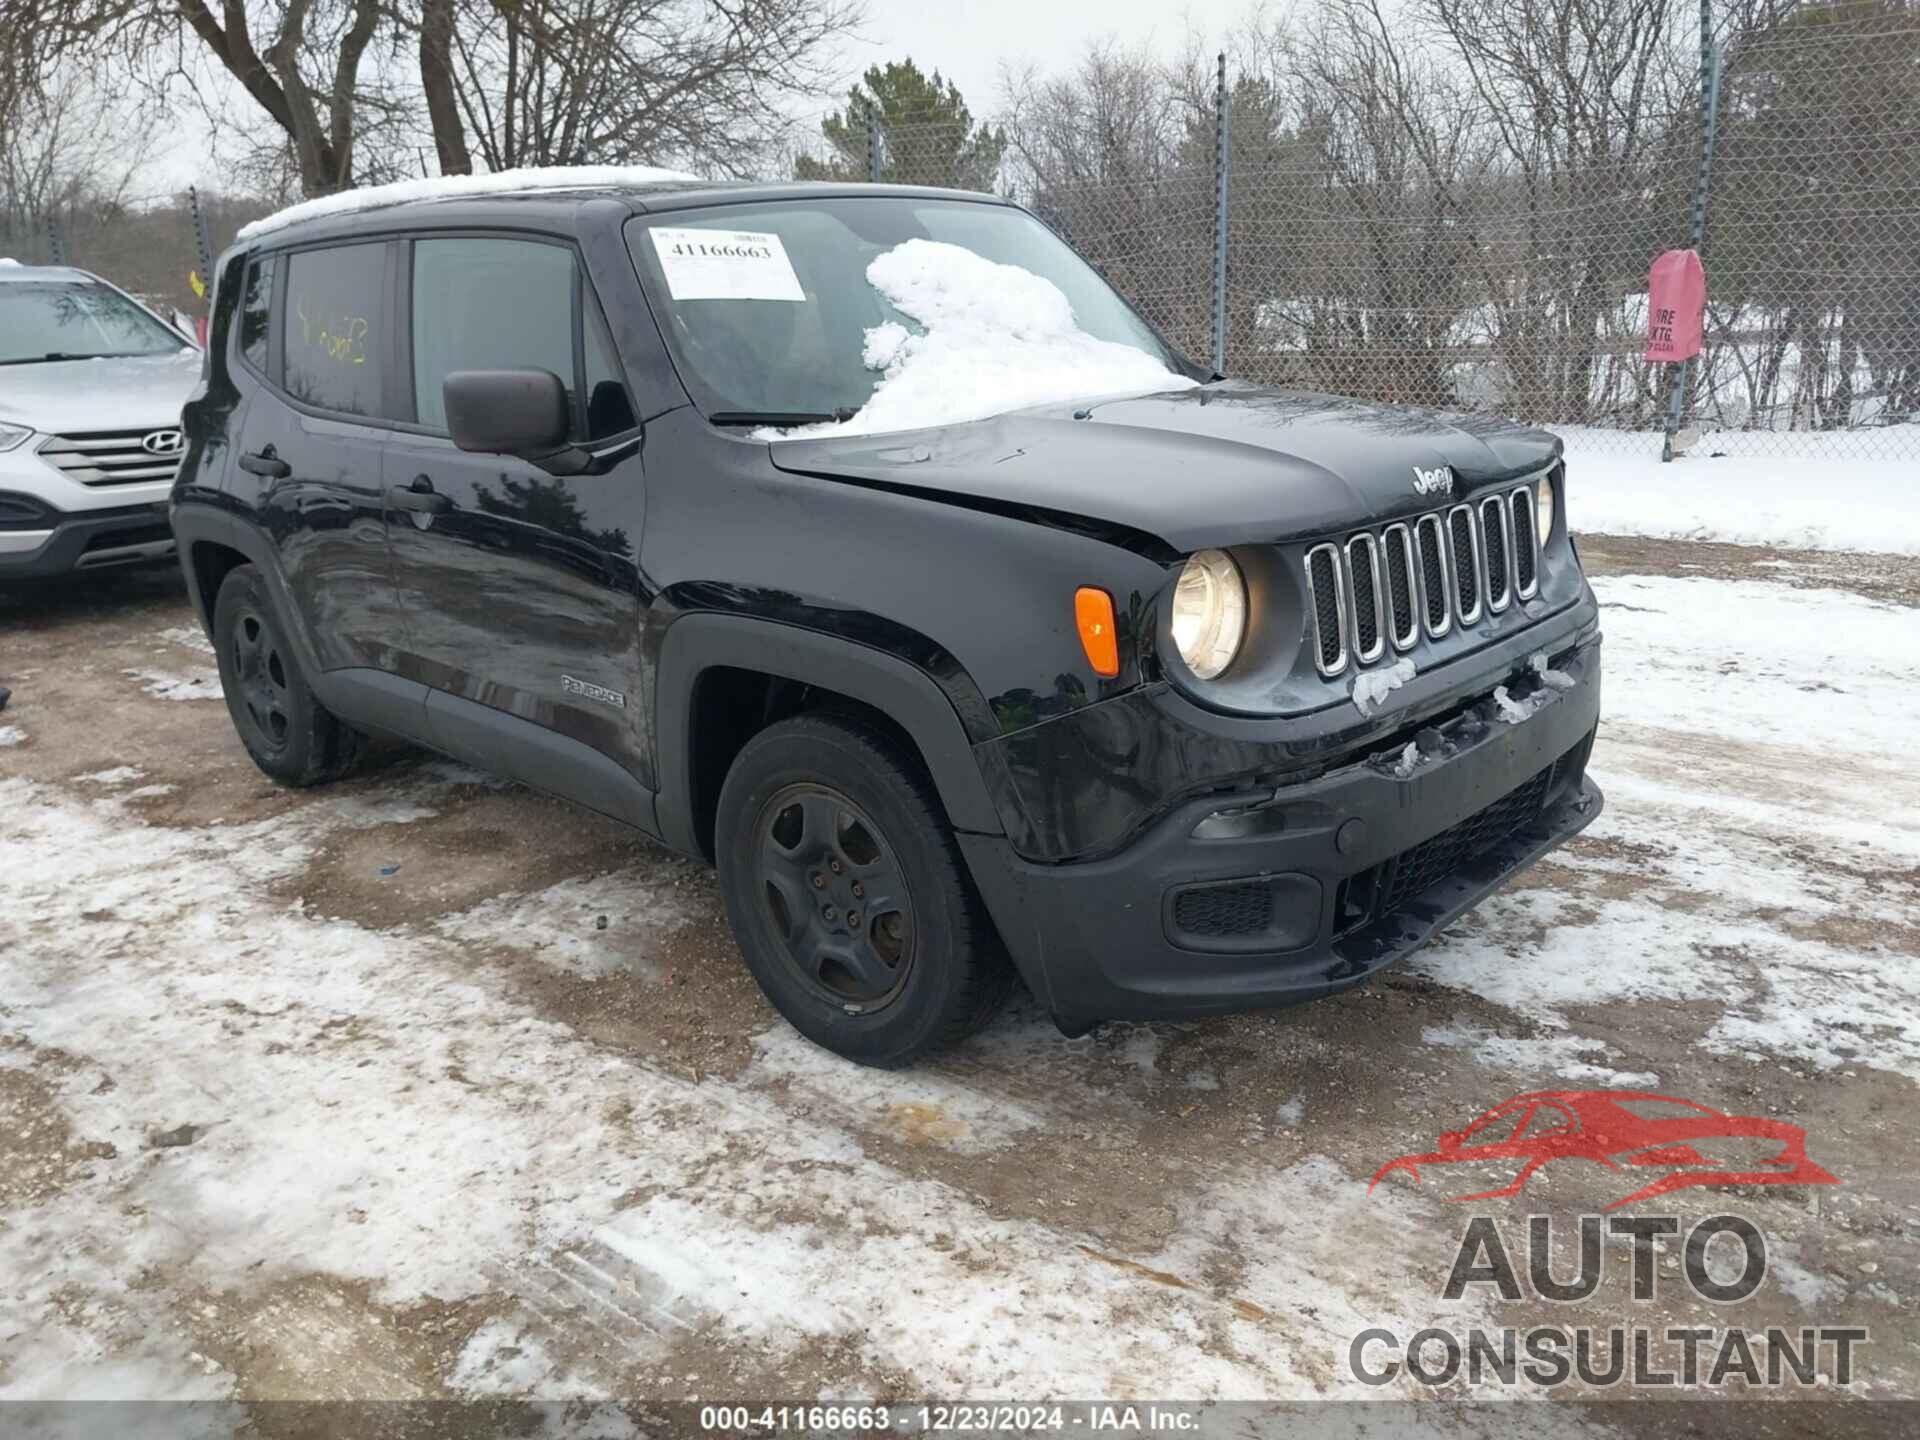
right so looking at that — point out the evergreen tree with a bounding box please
[798,59,1006,192]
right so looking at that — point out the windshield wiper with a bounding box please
[708,408,859,427]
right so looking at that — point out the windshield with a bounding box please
[0,281,187,364]
[626,197,1195,432]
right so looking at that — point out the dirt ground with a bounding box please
[1,538,1916,1437]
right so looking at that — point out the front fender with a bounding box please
[651,612,1007,858]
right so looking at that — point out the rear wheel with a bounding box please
[715,714,1012,1066]
[212,564,364,786]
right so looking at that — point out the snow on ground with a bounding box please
[1414,569,1920,1082]
[125,666,222,701]
[238,165,700,240]
[760,240,1195,440]
[157,625,215,657]
[434,872,701,979]
[0,770,1506,1402]
[1557,427,1920,554]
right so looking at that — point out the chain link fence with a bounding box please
[805,1,1919,461]
[10,2,1913,462]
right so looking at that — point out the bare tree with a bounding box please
[442,0,862,175]
[1,0,863,198]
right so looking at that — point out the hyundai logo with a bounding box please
[141,429,185,456]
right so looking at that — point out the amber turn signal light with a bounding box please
[1074,586,1120,677]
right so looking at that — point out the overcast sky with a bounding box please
[146,0,1256,193]
[825,0,1252,117]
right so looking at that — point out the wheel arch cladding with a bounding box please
[654,614,1006,863]
[172,506,328,686]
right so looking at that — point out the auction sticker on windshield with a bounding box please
[649,227,805,302]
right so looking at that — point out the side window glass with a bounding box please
[411,238,577,434]
[239,258,274,371]
[283,244,387,416]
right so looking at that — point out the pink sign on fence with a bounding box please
[1646,249,1706,362]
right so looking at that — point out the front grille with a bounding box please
[37,430,184,486]
[1301,479,1545,676]
[1480,496,1511,610]
[1448,505,1482,623]
[1414,514,1450,637]
[1335,759,1560,934]
[1510,489,1538,597]
[1172,881,1273,938]
[1306,544,1345,674]
[1382,524,1417,648]
[1347,534,1383,662]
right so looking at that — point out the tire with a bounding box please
[715,713,1013,1066]
[211,564,365,786]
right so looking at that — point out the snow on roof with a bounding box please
[237,163,703,241]
[762,239,1195,441]
[0,257,21,266]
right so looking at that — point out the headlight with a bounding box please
[0,422,32,453]
[1170,548,1246,680]
[1536,477,1556,542]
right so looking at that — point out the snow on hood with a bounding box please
[237,164,702,240]
[761,239,1196,441]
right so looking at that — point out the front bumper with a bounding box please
[0,500,177,578]
[959,632,1603,1024]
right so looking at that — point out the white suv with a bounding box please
[0,260,201,578]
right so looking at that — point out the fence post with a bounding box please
[1664,0,1724,461]
[188,185,215,294]
[866,116,882,183]
[1210,52,1230,378]
[45,215,66,266]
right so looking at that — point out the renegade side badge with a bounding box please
[560,675,627,709]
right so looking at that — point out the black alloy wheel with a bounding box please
[229,605,294,755]
[752,781,916,1013]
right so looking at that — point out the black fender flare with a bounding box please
[169,503,329,687]
[652,612,1006,856]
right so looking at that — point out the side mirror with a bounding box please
[444,368,570,458]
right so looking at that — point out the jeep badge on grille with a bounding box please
[1412,464,1453,496]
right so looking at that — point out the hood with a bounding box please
[0,349,202,435]
[767,383,1562,552]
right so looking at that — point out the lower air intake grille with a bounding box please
[1336,763,1557,935]
[1172,881,1273,938]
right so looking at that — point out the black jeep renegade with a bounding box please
[171,177,1602,1066]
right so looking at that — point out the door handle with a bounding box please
[238,447,290,478]
[386,475,452,515]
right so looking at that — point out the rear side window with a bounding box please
[284,243,387,417]
[239,258,274,371]
[410,236,633,440]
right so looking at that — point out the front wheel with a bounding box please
[211,564,365,786]
[715,715,1012,1066]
